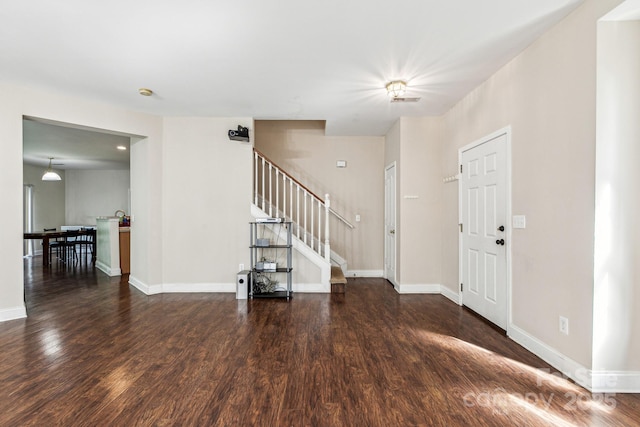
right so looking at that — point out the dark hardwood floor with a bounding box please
[1,257,639,426]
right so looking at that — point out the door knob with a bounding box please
[496,239,505,246]
[498,225,505,232]
[390,230,395,234]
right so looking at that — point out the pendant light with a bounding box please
[42,158,62,181]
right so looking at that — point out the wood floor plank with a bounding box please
[0,257,639,426]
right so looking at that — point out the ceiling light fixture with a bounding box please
[386,80,407,98]
[138,88,153,96]
[117,145,127,151]
[42,158,62,181]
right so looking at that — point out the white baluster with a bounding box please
[303,191,308,245]
[311,197,315,251]
[254,151,258,205]
[318,199,322,255]
[282,176,287,221]
[289,179,293,223]
[296,186,300,239]
[261,156,266,211]
[275,168,279,217]
[268,163,273,217]
[324,194,330,261]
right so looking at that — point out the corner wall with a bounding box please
[594,18,640,377]
[0,83,163,321]
[438,0,624,371]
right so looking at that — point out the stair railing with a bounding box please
[254,149,353,261]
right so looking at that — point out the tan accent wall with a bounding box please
[255,120,384,273]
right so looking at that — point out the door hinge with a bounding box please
[459,223,463,233]
[460,164,463,173]
[461,283,464,292]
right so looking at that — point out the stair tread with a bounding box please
[330,266,347,285]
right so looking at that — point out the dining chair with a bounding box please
[43,228,63,263]
[74,227,94,261]
[44,228,76,264]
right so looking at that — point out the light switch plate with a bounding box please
[513,215,526,229]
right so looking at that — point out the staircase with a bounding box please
[330,266,347,294]
[253,149,352,292]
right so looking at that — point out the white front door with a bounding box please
[460,132,509,329]
[384,163,397,286]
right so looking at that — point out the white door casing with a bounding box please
[384,163,397,286]
[459,129,510,330]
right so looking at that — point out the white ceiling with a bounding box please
[4,0,583,155]
[23,118,130,170]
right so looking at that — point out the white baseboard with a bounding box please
[508,324,591,390]
[0,305,27,322]
[128,275,162,295]
[396,283,441,294]
[293,283,330,293]
[509,324,640,392]
[591,370,640,393]
[440,285,461,305]
[346,269,383,278]
[162,283,235,293]
[96,260,121,277]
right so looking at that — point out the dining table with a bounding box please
[24,229,96,267]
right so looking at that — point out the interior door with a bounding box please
[384,163,397,286]
[461,133,508,329]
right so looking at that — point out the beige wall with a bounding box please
[23,163,66,235]
[255,120,385,274]
[399,117,443,286]
[594,19,640,371]
[65,169,130,226]
[439,0,623,368]
[161,117,253,288]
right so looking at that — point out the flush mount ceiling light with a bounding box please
[386,80,407,98]
[42,157,62,181]
[116,145,127,151]
[138,88,153,96]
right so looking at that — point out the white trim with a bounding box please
[346,269,383,278]
[162,283,235,293]
[458,126,513,332]
[396,283,441,294]
[391,283,461,304]
[96,260,121,277]
[293,283,328,293]
[440,285,462,305]
[128,275,162,295]
[509,324,592,390]
[0,305,27,322]
[384,161,397,285]
[511,323,640,392]
[591,371,640,393]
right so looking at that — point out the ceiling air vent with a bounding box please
[390,97,421,103]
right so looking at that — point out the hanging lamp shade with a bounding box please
[42,158,62,181]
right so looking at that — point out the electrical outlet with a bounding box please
[559,316,569,335]
[239,264,244,272]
